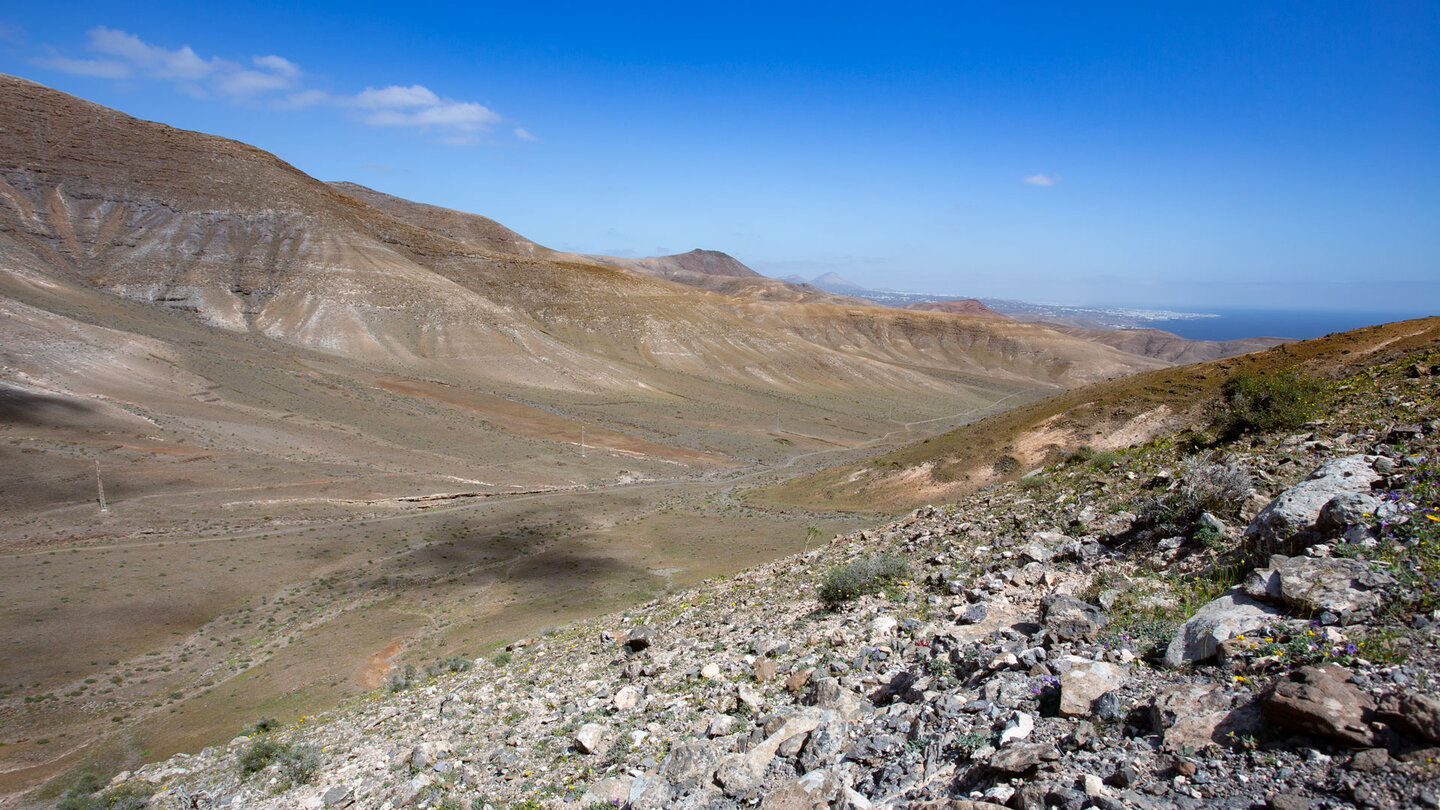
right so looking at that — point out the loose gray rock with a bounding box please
[958,603,988,625]
[613,684,644,712]
[1377,692,1440,742]
[625,625,657,652]
[1057,658,1128,717]
[574,722,607,754]
[1164,587,1280,667]
[660,739,720,788]
[1152,683,1260,752]
[988,743,1058,774]
[321,785,353,807]
[579,776,633,807]
[1244,555,1391,622]
[1316,491,1381,534]
[1244,455,1379,551]
[1040,594,1108,641]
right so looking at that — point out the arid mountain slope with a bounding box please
[756,316,1440,511]
[0,74,1161,406]
[1035,322,1292,364]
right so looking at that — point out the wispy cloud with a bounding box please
[1022,173,1058,186]
[30,27,532,146]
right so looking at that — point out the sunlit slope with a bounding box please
[2,72,1160,422]
[755,316,1440,512]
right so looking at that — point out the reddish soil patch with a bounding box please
[359,636,409,689]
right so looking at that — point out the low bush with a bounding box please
[1066,445,1118,469]
[426,654,474,677]
[1213,369,1323,439]
[237,738,320,785]
[385,663,417,693]
[819,554,909,609]
[1137,454,1252,536]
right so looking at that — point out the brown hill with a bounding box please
[584,249,869,305]
[907,298,1007,317]
[637,248,762,278]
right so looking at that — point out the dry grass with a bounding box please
[754,316,1440,512]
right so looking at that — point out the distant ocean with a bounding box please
[1146,308,1437,342]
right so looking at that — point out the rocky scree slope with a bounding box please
[81,349,1440,809]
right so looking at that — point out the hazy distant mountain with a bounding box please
[811,272,861,289]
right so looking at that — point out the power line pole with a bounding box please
[95,460,108,513]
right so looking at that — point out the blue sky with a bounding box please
[2,2,1436,313]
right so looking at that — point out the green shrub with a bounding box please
[490,650,512,667]
[277,744,321,786]
[386,663,417,693]
[251,716,280,735]
[1214,369,1323,439]
[238,738,288,777]
[425,654,474,678]
[237,738,320,785]
[819,554,909,609]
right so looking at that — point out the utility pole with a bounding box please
[95,460,108,513]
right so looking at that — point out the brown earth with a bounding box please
[756,316,1440,511]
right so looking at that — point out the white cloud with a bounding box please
[514,127,538,142]
[1022,174,1058,186]
[28,27,520,146]
[88,26,217,81]
[217,69,292,95]
[252,54,298,77]
[352,84,442,109]
[345,86,502,140]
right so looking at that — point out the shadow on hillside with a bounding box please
[367,514,658,597]
[0,383,96,426]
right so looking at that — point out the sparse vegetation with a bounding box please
[425,654,474,677]
[1136,454,1252,537]
[1213,368,1324,439]
[386,663,418,693]
[819,554,909,609]
[56,777,154,810]
[237,738,320,785]
[1066,445,1119,470]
